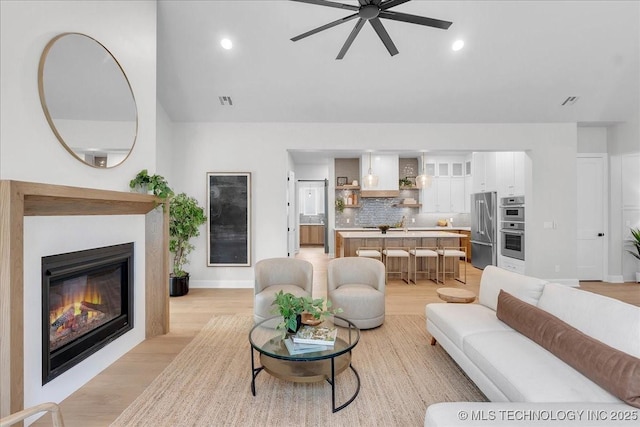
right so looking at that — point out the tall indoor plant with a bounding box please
[169,192,207,296]
[626,227,640,283]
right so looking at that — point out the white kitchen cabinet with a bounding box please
[450,177,465,212]
[436,177,451,211]
[421,176,465,213]
[451,162,464,177]
[422,178,438,212]
[497,151,525,197]
[471,152,497,193]
[622,153,640,209]
[464,175,472,212]
[499,255,525,274]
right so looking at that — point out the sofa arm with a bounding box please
[425,402,639,427]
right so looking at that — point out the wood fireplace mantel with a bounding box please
[0,180,170,419]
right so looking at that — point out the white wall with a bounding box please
[577,127,607,153]
[170,122,578,286]
[0,0,157,416]
[608,113,640,281]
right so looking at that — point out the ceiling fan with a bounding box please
[290,0,453,60]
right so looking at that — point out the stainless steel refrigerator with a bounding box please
[470,192,497,269]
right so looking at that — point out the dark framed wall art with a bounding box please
[207,172,251,266]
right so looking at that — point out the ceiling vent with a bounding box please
[218,96,233,106]
[561,96,579,106]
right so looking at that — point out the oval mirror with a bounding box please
[38,33,137,168]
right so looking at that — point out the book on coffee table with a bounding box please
[292,325,337,346]
[283,338,331,355]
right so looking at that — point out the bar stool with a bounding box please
[382,247,410,283]
[408,247,439,284]
[356,246,382,260]
[436,246,467,284]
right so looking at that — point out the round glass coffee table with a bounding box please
[249,315,360,413]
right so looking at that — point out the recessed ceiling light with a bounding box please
[220,38,233,50]
[452,40,465,51]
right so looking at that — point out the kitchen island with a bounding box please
[337,230,469,283]
[337,230,467,258]
[335,228,471,260]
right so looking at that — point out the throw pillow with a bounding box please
[497,289,640,409]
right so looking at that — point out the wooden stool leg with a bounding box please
[430,337,437,346]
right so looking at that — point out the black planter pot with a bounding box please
[287,314,303,334]
[169,274,189,297]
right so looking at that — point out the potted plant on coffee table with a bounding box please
[169,192,207,296]
[271,290,340,334]
[625,227,640,283]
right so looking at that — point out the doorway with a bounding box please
[298,179,329,254]
[576,154,607,280]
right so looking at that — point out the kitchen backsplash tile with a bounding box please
[336,198,469,228]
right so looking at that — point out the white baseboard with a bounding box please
[189,279,253,289]
[606,275,625,283]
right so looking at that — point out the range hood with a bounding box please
[360,153,400,198]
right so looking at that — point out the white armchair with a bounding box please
[327,257,386,329]
[253,258,313,324]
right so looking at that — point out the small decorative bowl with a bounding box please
[301,312,322,326]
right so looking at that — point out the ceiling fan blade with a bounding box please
[358,0,370,5]
[369,18,398,56]
[379,10,452,29]
[336,18,366,60]
[379,0,411,10]
[291,13,359,41]
[290,0,359,12]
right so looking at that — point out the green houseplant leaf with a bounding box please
[129,169,174,201]
[271,290,341,333]
[169,193,207,277]
[626,227,640,261]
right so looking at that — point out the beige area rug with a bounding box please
[111,315,486,427]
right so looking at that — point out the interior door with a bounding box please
[287,171,297,257]
[576,155,606,280]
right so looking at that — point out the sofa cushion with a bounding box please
[426,303,510,350]
[537,282,640,358]
[497,290,640,408]
[478,266,547,311]
[464,330,622,403]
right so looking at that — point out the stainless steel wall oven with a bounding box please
[500,196,525,260]
[501,222,525,260]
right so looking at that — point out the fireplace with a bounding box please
[42,243,134,384]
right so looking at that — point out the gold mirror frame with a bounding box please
[38,33,138,168]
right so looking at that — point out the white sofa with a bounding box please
[425,266,640,426]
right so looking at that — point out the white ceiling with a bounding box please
[157,0,639,126]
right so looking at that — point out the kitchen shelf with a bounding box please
[336,185,360,190]
[392,203,422,208]
[343,204,361,208]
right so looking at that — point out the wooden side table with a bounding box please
[431,287,477,345]
[436,287,477,303]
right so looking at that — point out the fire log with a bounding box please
[80,301,107,313]
[51,307,75,328]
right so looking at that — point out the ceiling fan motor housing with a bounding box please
[359,4,380,20]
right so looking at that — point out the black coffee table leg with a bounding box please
[326,356,361,413]
[250,348,263,396]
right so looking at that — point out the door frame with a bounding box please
[576,153,609,281]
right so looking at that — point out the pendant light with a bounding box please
[363,152,379,188]
[416,153,432,189]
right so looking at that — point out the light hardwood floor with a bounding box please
[32,248,639,426]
